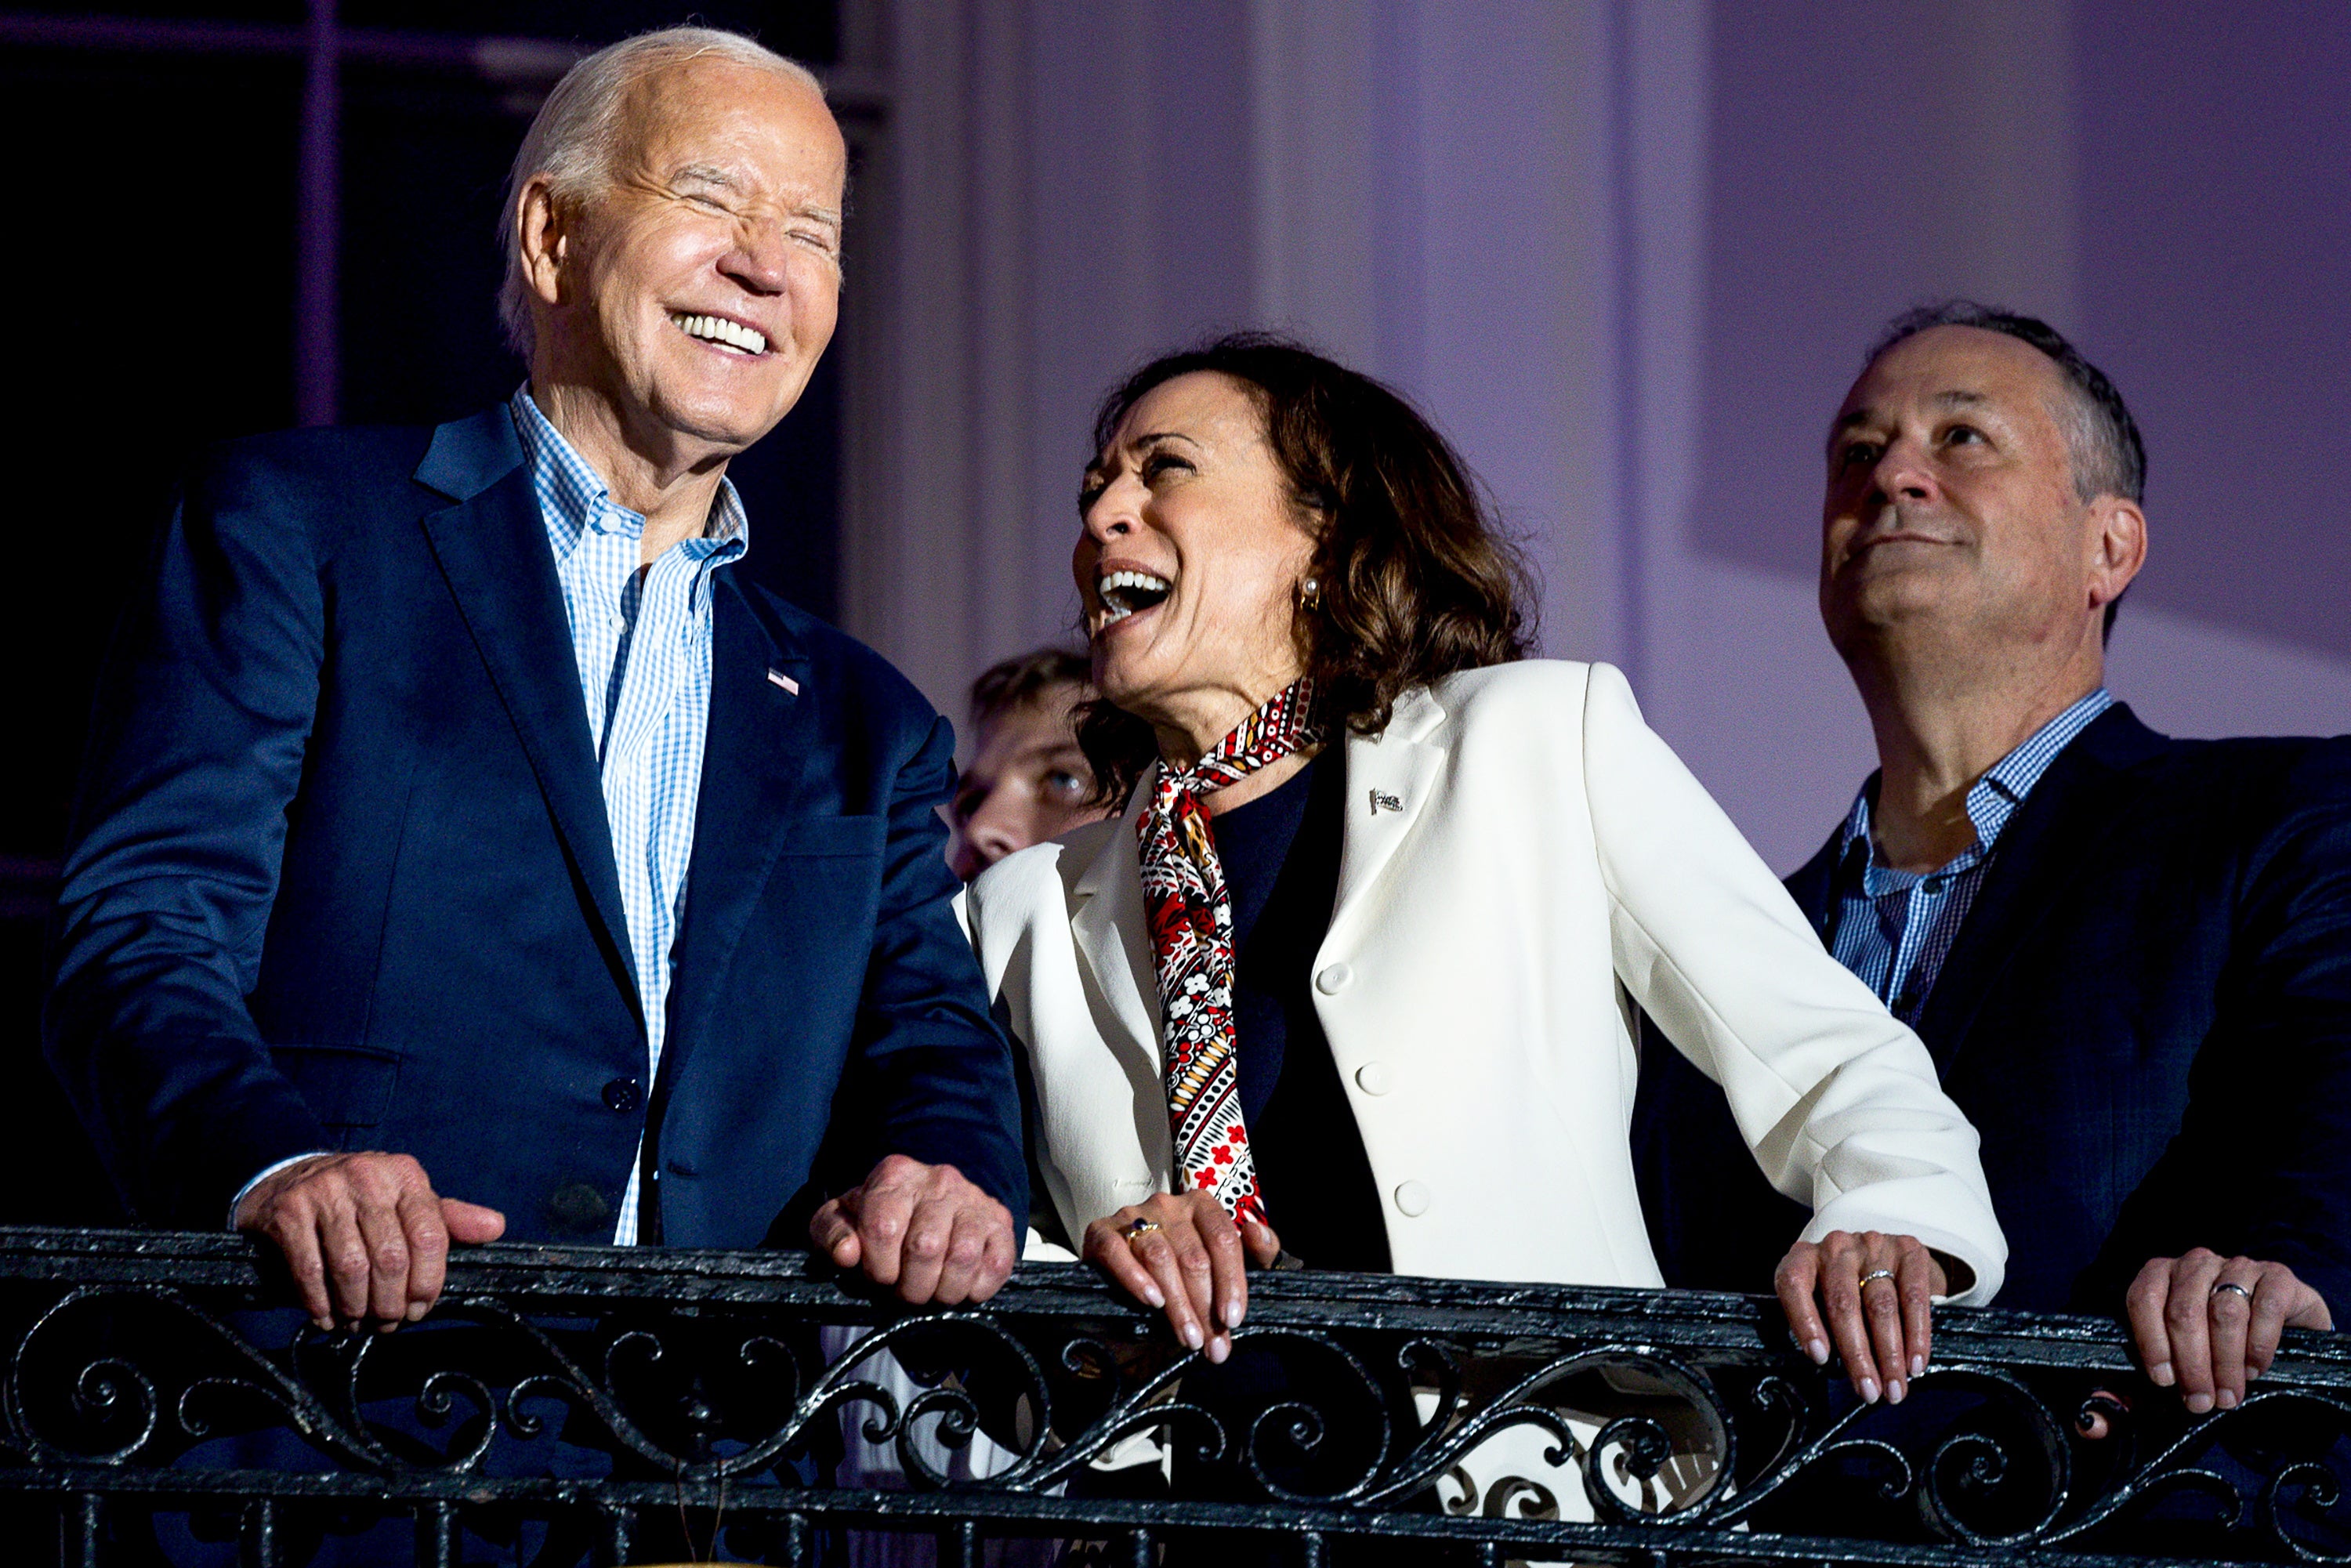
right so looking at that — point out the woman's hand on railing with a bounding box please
[1083,1192,1282,1364]
[1775,1230,1946,1405]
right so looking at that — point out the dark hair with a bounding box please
[1075,332,1535,805]
[969,646,1092,730]
[1867,301,2145,638]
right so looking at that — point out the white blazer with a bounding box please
[965,661,2006,1305]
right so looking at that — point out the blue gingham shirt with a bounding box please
[509,386,748,1244]
[1828,690,2112,1025]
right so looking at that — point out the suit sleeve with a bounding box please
[842,707,1030,1218]
[2082,744,2351,1313]
[1582,662,2007,1304]
[43,458,334,1227]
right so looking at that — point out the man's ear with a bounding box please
[516,175,570,310]
[2087,494,2148,614]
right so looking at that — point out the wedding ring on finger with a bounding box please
[1121,1218,1163,1243]
[1860,1268,1898,1291]
[2211,1280,2255,1304]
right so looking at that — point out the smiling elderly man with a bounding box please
[46,27,1024,1324]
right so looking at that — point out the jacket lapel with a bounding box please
[1784,827,1844,946]
[414,410,638,1019]
[1325,687,1450,956]
[1068,788,1164,1074]
[658,580,819,1092]
[1067,687,1452,1070]
[1914,705,2171,1074]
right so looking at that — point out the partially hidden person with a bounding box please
[948,646,1113,880]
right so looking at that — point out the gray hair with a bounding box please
[1867,301,2146,506]
[497,27,825,360]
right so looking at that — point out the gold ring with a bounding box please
[1859,1268,1898,1289]
[1121,1218,1162,1242]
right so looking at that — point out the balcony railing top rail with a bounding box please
[1,1226,2346,1566]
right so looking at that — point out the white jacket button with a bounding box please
[1393,1180,1431,1217]
[1314,963,1353,994]
[1353,1062,1393,1095]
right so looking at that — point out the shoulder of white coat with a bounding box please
[965,817,1124,925]
[966,836,1072,929]
[1418,660,1604,737]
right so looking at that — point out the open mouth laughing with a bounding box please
[1093,568,1172,631]
[672,311,770,357]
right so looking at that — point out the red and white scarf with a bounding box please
[1136,679,1322,1227]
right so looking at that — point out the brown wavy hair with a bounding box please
[1076,333,1536,805]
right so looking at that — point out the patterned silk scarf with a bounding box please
[1137,679,1322,1227]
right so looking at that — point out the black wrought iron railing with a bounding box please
[1,1226,2346,1566]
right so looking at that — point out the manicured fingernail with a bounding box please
[1182,1323,1204,1349]
[1859,1378,1881,1403]
[1911,1355,1925,1378]
[2217,1389,2238,1410]
[1887,1379,1905,1404]
[1143,1286,1165,1309]
[1207,1336,1229,1365]
[2146,1361,2174,1387]
[408,1303,428,1322]
[1225,1296,1244,1327]
[1808,1339,1830,1365]
[2186,1392,2213,1414]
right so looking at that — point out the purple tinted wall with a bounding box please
[2073,0,2351,661]
[1694,0,2351,665]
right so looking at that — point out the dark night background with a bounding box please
[0,2,845,1226]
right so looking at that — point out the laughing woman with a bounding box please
[965,336,2005,1436]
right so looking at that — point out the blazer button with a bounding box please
[603,1077,643,1113]
[1314,963,1353,994]
[1393,1180,1431,1217]
[1353,1062,1393,1095]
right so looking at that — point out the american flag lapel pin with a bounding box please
[766,667,801,696]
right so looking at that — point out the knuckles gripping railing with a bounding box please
[0,1226,2348,1566]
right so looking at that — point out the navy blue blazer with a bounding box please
[45,406,1026,1246]
[1632,704,2351,1313]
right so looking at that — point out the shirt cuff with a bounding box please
[227,1152,335,1230]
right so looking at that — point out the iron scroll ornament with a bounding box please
[0,1226,2348,1563]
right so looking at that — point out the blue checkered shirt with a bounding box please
[509,387,748,1244]
[1828,690,2112,1026]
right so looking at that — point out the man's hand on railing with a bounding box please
[809,1154,1016,1305]
[234,1152,507,1332]
[2125,1249,2333,1415]
[1081,1190,1282,1365]
[1775,1229,1947,1406]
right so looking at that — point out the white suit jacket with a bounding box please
[965,661,2006,1305]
